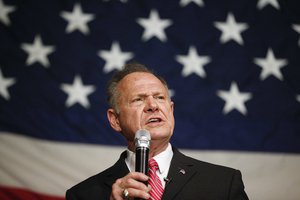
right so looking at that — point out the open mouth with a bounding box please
[147,117,162,124]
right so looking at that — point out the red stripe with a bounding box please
[148,159,163,200]
[0,186,64,200]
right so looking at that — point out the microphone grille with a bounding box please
[135,129,151,148]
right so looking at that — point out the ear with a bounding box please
[170,101,174,112]
[107,108,122,132]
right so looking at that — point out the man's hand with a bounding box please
[110,172,151,200]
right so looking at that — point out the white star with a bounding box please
[214,12,249,45]
[61,75,96,108]
[175,46,211,78]
[254,48,288,81]
[257,0,280,10]
[0,0,16,26]
[292,24,300,46]
[136,9,173,42]
[60,3,95,35]
[217,82,252,115]
[179,0,204,7]
[0,68,16,100]
[98,41,134,73]
[21,35,55,68]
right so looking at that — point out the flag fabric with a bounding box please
[0,0,300,199]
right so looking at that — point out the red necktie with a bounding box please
[148,158,164,200]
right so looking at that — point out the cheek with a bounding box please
[164,103,174,116]
[166,106,175,126]
[120,108,142,128]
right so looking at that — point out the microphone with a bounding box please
[135,129,151,175]
[134,130,151,200]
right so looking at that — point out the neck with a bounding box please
[127,141,169,158]
[149,141,169,158]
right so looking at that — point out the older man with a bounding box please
[66,63,249,200]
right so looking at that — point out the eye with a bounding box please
[155,95,165,100]
[133,97,142,102]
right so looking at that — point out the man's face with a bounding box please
[112,72,174,144]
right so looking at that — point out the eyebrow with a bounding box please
[134,91,165,97]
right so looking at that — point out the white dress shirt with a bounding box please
[125,143,173,188]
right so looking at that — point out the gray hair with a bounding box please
[106,63,169,113]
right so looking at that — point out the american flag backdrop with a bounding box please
[0,0,300,199]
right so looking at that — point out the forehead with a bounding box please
[118,72,167,94]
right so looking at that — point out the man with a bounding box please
[66,63,249,200]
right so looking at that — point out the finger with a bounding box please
[122,176,149,191]
[127,188,150,200]
[122,172,149,189]
[147,184,151,193]
[111,179,124,200]
[127,172,149,182]
[112,173,150,199]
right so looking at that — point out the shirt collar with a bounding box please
[125,143,173,174]
[152,143,173,174]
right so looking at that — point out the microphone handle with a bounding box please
[135,147,149,200]
[135,147,149,175]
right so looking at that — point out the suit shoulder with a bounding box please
[69,152,128,195]
[169,149,248,199]
[68,166,112,192]
[178,152,245,188]
[193,156,235,170]
[178,150,240,175]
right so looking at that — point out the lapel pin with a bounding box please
[179,169,186,175]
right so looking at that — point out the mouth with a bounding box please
[146,117,163,125]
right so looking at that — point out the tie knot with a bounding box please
[149,158,159,169]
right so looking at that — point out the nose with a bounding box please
[144,96,158,112]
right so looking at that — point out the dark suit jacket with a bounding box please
[66,148,249,200]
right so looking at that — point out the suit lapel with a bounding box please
[162,148,197,200]
[104,151,129,187]
[102,149,198,200]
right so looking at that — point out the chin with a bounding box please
[149,130,172,139]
